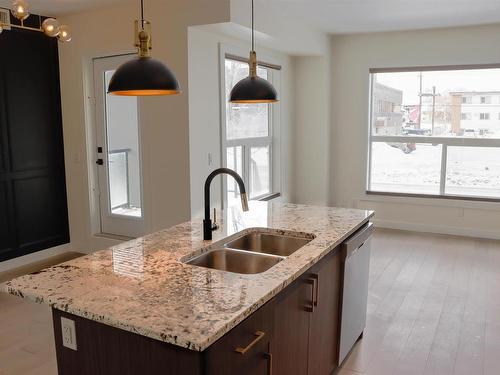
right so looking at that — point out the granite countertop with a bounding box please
[2,202,373,352]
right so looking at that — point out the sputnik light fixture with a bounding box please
[229,0,278,104]
[0,0,71,42]
[107,0,180,96]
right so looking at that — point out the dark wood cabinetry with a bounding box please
[53,247,344,375]
[273,275,311,375]
[272,249,342,375]
[205,299,274,375]
[308,250,342,375]
[0,18,69,261]
[52,309,203,375]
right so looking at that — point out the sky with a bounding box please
[375,68,500,106]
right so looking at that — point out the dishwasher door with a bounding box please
[338,222,373,365]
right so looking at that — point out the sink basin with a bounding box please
[186,249,283,275]
[184,230,314,275]
[224,232,312,257]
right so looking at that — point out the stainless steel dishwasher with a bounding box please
[338,222,374,365]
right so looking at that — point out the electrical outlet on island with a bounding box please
[61,317,78,351]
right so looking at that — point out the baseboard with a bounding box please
[373,218,500,241]
[0,243,75,272]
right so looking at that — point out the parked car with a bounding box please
[403,128,431,136]
[388,142,416,154]
[463,129,477,137]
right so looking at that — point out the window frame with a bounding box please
[219,46,282,208]
[367,64,500,203]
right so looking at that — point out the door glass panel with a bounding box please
[226,146,243,207]
[104,71,142,218]
[225,59,269,140]
[445,146,500,198]
[250,146,270,198]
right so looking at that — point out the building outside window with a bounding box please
[223,57,281,207]
[480,96,491,104]
[368,66,500,200]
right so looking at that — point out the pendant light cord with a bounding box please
[140,0,145,30]
[251,0,254,52]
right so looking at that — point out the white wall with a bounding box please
[53,0,230,254]
[187,25,294,218]
[329,24,500,239]
[291,55,331,206]
[229,0,329,56]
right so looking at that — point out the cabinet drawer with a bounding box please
[204,300,274,375]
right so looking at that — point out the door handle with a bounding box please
[235,331,266,354]
[306,277,317,312]
[96,159,104,165]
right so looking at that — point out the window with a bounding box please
[368,66,500,200]
[480,96,491,104]
[223,57,280,206]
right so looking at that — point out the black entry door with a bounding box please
[0,26,69,261]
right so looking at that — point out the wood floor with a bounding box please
[1,228,500,375]
[339,229,500,375]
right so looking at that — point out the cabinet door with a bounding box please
[0,22,69,262]
[307,250,342,375]
[204,300,274,375]
[273,276,311,375]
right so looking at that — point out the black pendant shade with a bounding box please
[107,0,180,97]
[229,0,279,104]
[108,56,180,96]
[229,75,278,103]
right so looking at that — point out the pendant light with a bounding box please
[108,0,180,96]
[229,0,278,104]
[0,0,71,42]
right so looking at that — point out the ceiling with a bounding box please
[263,0,500,34]
[1,0,499,32]
[0,0,128,16]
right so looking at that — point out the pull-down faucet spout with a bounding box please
[203,168,249,241]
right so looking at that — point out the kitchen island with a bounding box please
[3,202,373,375]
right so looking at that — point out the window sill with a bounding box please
[361,191,500,211]
[256,192,281,202]
[94,232,135,241]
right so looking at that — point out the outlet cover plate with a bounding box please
[61,317,78,351]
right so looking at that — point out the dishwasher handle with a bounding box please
[343,222,374,258]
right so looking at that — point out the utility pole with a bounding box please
[420,85,438,136]
[418,72,422,130]
[431,86,436,135]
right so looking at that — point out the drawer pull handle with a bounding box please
[265,352,273,375]
[235,331,266,355]
[312,274,319,307]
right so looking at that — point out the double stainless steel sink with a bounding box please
[185,231,313,275]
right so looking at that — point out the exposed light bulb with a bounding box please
[11,0,29,21]
[57,25,71,42]
[42,18,60,37]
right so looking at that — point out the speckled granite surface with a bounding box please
[2,202,373,351]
